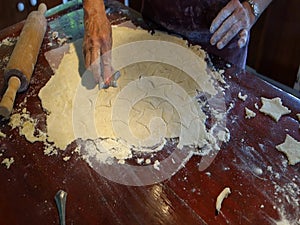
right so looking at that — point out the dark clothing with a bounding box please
[141,0,248,68]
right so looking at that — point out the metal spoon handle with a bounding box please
[54,190,67,225]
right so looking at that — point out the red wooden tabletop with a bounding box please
[0,1,299,225]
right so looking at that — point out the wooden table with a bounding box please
[0,1,299,224]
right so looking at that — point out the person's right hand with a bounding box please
[83,5,114,85]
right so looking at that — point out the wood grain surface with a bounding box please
[0,1,299,225]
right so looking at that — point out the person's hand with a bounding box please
[210,0,256,49]
[83,7,114,84]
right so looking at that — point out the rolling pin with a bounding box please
[0,3,47,119]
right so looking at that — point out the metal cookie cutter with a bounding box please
[99,71,121,90]
[54,190,67,225]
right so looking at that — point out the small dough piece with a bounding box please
[2,157,14,169]
[297,114,300,122]
[276,134,300,165]
[52,31,58,39]
[0,37,17,46]
[44,144,58,156]
[63,156,71,162]
[9,113,22,129]
[259,97,291,122]
[153,160,160,171]
[0,130,6,138]
[217,129,230,142]
[245,107,256,119]
[137,158,144,164]
[216,187,231,214]
[238,92,248,101]
[20,121,45,143]
[227,102,235,112]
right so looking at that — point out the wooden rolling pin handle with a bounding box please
[38,3,47,15]
[0,77,21,119]
[4,69,28,92]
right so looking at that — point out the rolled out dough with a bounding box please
[38,26,228,163]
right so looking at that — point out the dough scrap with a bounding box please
[63,156,71,162]
[0,37,17,46]
[259,97,291,122]
[216,129,230,142]
[297,114,300,122]
[276,134,300,165]
[2,157,14,169]
[0,130,6,138]
[38,26,229,164]
[216,187,231,214]
[153,160,160,171]
[238,92,247,101]
[9,112,47,143]
[245,107,256,119]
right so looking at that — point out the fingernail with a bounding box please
[238,39,245,48]
[99,82,109,90]
[210,26,215,34]
[217,42,224,49]
[210,38,216,46]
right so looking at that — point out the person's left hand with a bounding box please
[210,0,256,49]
